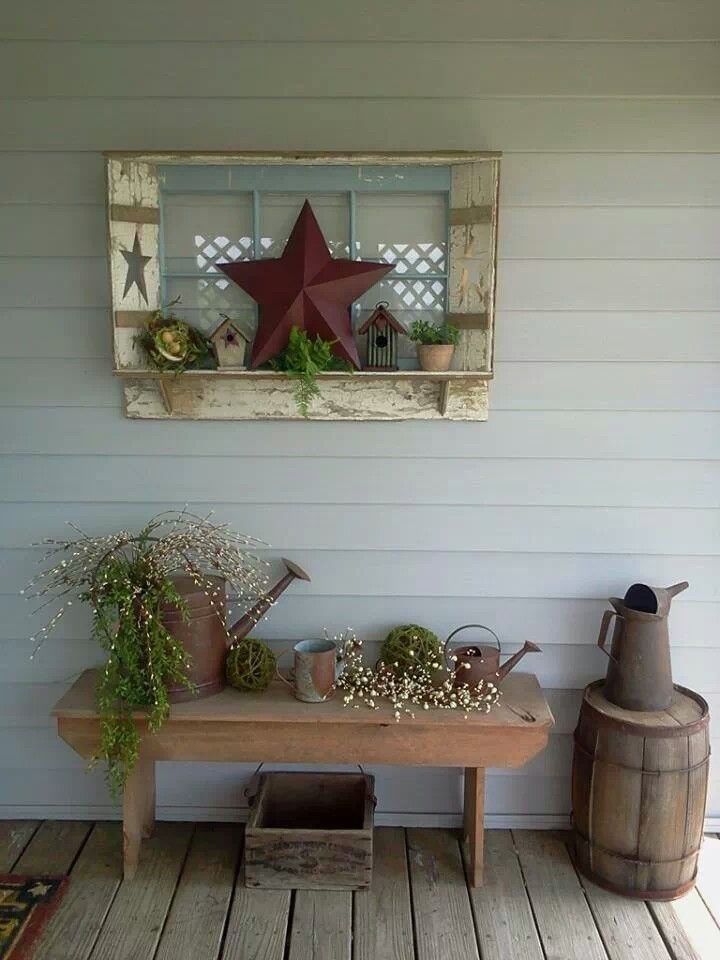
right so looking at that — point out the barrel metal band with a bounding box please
[581,681,709,737]
[572,822,702,866]
[572,734,710,774]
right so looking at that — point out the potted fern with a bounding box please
[408,318,460,372]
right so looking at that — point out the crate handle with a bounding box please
[244,762,376,806]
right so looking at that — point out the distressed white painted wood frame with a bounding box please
[106,151,501,421]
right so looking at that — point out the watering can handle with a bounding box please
[597,610,620,662]
[444,624,500,663]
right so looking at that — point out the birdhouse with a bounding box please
[210,315,251,369]
[358,302,407,371]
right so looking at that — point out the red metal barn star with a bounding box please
[217,200,393,369]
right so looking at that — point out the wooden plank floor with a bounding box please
[1,823,719,960]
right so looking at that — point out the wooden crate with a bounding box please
[244,772,375,890]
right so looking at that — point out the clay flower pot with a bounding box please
[416,344,455,372]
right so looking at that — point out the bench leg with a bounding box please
[463,766,486,887]
[122,751,155,879]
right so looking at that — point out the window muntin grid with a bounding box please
[158,164,450,340]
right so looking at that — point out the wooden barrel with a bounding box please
[572,680,710,900]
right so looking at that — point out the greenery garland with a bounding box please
[24,510,268,795]
[270,327,351,417]
[92,554,191,795]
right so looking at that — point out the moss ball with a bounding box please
[380,624,442,676]
[226,637,276,692]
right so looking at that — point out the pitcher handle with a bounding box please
[597,610,620,663]
[444,624,500,664]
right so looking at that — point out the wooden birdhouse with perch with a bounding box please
[358,302,407,371]
[210,315,251,369]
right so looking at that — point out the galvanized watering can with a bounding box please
[598,580,689,712]
[444,624,541,687]
[163,558,311,702]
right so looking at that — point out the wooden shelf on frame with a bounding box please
[114,368,492,420]
[114,368,493,382]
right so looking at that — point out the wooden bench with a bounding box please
[53,669,553,886]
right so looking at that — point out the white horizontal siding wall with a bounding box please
[1,1,718,826]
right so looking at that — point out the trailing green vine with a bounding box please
[90,553,191,795]
[24,511,268,795]
[270,327,351,417]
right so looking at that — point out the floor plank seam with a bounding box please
[561,833,613,959]
[455,831,486,960]
[509,829,551,960]
[403,828,421,960]
[82,826,125,960]
[217,824,246,960]
[351,889,358,960]
[282,889,297,960]
[645,901,685,960]
[8,820,42,872]
[695,886,720,936]
[149,822,198,960]
[65,819,95,875]
[565,833,633,960]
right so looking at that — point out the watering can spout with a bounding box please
[228,558,311,641]
[496,640,542,682]
[667,581,689,598]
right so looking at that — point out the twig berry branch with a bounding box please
[332,629,501,721]
[22,508,270,794]
[23,507,270,656]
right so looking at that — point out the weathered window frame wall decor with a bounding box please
[107,152,501,421]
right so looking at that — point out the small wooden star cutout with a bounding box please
[121,231,151,304]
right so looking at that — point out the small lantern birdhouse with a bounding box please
[358,302,407,371]
[210,315,251,369]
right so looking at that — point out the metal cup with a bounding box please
[283,639,343,703]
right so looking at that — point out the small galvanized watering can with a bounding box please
[598,580,688,711]
[444,624,541,687]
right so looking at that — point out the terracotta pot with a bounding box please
[416,343,455,372]
[161,575,228,702]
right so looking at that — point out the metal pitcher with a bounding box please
[598,581,689,712]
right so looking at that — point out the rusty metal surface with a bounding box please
[598,581,689,712]
[162,574,228,702]
[445,624,541,686]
